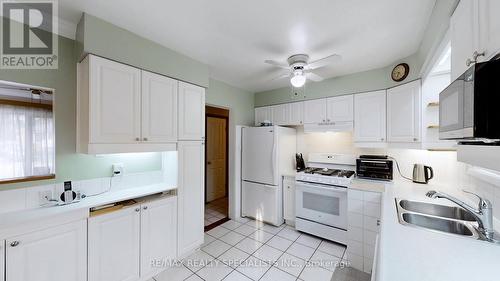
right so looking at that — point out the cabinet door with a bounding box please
[141,71,178,142]
[387,80,421,143]
[141,196,177,278]
[450,0,478,80]
[88,207,141,281]
[354,91,387,142]
[0,241,3,281]
[178,82,205,140]
[283,178,295,222]
[303,99,327,124]
[272,104,289,125]
[327,95,354,122]
[6,220,86,281]
[478,0,500,60]
[255,107,272,126]
[89,55,141,143]
[288,102,304,125]
[178,141,205,257]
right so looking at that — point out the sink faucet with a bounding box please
[426,190,494,240]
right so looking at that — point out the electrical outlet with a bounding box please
[39,190,53,204]
[112,163,124,177]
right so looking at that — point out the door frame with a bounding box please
[205,106,230,204]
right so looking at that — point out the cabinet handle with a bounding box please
[10,241,20,247]
[135,208,140,212]
[381,138,384,141]
[143,137,148,141]
[135,137,140,141]
[466,51,486,66]
[377,219,381,226]
[413,138,418,141]
[143,206,148,210]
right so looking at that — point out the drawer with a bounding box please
[363,191,382,203]
[363,202,381,218]
[348,199,363,214]
[348,189,364,200]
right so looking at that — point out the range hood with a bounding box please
[303,121,353,133]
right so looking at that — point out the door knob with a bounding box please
[207,161,212,165]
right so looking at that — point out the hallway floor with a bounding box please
[205,197,229,226]
[154,218,370,281]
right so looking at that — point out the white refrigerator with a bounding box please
[241,126,296,226]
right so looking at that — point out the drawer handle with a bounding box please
[377,219,381,226]
[10,241,20,247]
[135,208,140,212]
[143,137,148,141]
[135,137,140,141]
[143,206,148,210]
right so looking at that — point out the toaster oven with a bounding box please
[356,157,393,181]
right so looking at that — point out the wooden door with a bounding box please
[141,70,178,143]
[178,82,205,140]
[88,207,141,281]
[206,117,227,202]
[178,141,205,257]
[354,91,387,143]
[303,99,327,124]
[89,55,141,143]
[387,80,421,143]
[327,95,354,122]
[140,196,177,278]
[6,220,87,281]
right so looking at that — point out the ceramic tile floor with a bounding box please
[153,218,369,281]
[205,197,229,226]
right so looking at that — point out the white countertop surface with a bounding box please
[377,180,500,281]
[0,183,176,231]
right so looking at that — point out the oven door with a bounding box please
[439,77,465,139]
[295,181,347,230]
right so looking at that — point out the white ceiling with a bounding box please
[58,0,436,92]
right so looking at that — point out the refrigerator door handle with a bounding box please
[271,131,277,184]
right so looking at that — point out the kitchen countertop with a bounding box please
[377,180,500,281]
[0,183,176,232]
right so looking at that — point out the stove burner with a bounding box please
[303,167,355,178]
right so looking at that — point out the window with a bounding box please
[0,82,55,183]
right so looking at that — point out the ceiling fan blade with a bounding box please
[270,72,290,81]
[306,71,324,82]
[264,60,290,69]
[307,54,342,70]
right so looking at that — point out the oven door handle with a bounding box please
[295,182,348,193]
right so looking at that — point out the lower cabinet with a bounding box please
[5,220,87,281]
[177,141,205,257]
[88,196,177,281]
[1,241,4,281]
[346,189,382,274]
[283,176,295,224]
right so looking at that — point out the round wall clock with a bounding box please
[391,63,410,82]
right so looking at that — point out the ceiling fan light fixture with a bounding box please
[290,72,306,88]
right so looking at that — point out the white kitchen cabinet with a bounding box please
[478,0,500,61]
[140,196,177,278]
[354,91,387,143]
[178,82,205,140]
[6,220,87,281]
[88,207,141,281]
[255,106,273,126]
[0,241,3,281]
[288,102,304,125]
[271,104,289,125]
[303,99,327,124]
[347,189,382,274]
[387,80,421,143]
[87,54,142,144]
[326,95,354,122]
[141,71,178,143]
[282,177,295,224]
[450,0,479,80]
[177,141,205,257]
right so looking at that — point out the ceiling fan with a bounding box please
[265,53,341,88]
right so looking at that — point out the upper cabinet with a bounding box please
[451,0,500,80]
[288,102,304,125]
[178,82,205,141]
[255,107,273,126]
[78,54,205,153]
[271,104,289,125]
[326,95,354,122]
[354,91,387,143]
[141,71,178,143]
[387,80,421,143]
[303,99,327,124]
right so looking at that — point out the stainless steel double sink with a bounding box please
[395,199,481,239]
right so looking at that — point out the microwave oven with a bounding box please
[439,59,500,140]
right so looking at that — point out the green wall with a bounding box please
[76,13,210,88]
[255,54,422,107]
[0,35,163,191]
[206,79,254,126]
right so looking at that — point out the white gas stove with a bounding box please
[294,153,356,244]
